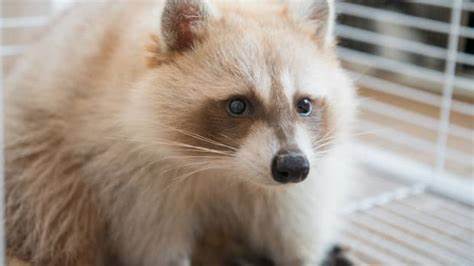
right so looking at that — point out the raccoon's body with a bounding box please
[5,1,357,265]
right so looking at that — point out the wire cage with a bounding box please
[335,0,474,263]
[336,0,474,206]
[1,0,473,265]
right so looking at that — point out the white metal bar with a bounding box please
[421,194,474,221]
[462,1,474,11]
[344,226,432,265]
[0,16,48,28]
[350,215,465,265]
[397,202,474,233]
[412,0,474,11]
[359,120,472,166]
[337,47,473,93]
[341,184,425,215]
[400,199,474,236]
[386,202,474,245]
[353,142,474,206]
[367,211,473,262]
[337,2,474,39]
[336,25,474,66]
[410,0,455,9]
[370,208,474,258]
[336,25,445,58]
[435,0,463,175]
[458,52,474,66]
[361,213,473,264]
[340,235,400,265]
[363,99,473,141]
[0,18,6,266]
[346,71,474,116]
[359,120,437,154]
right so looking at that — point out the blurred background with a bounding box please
[1,0,473,265]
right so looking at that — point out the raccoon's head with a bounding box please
[130,0,356,186]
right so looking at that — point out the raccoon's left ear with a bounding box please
[286,0,335,47]
[160,0,217,52]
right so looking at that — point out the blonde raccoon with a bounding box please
[5,0,356,265]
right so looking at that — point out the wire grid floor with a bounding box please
[343,168,474,265]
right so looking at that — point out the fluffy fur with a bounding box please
[5,0,357,265]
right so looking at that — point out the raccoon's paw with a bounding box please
[321,245,353,266]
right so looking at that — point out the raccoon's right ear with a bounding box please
[160,0,217,52]
[286,0,335,47]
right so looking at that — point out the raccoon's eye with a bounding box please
[296,98,312,116]
[228,98,248,116]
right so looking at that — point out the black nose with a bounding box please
[271,149,310,183]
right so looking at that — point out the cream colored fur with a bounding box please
[5,1,357,265]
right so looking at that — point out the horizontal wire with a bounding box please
[362,99,473,141]
[337,47,474,92]
[346,71,473,116]
[337,2,474,39]
[335,25,474,66]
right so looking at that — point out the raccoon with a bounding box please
[5,0,357,265]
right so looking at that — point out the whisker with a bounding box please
[163,155,225,160]
[159,125,238,152]
[158,159,218,177]
[106,135,233,157]
[161,165,229,195]
[312,135,336,148]
[151,140,233,156]
[313,137,336,148]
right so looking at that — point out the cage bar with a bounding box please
[435,0,463,176]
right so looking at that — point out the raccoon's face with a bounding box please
[135,0,356,186]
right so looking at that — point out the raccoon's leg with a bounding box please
[142,227,193,266]
[150,207,197,266]
[122,200,195,266]
[253,191,342,266]
[269,157,352,266]
[267,216,322,266]
[152,238,192,266]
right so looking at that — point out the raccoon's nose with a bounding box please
[271,149,310,184]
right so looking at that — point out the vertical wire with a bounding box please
[435,0,463,176]
[0,2,6,264]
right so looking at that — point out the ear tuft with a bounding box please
[161,0,213,52]
[288,0,335,47]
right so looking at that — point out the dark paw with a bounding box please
[321,245,353,266]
